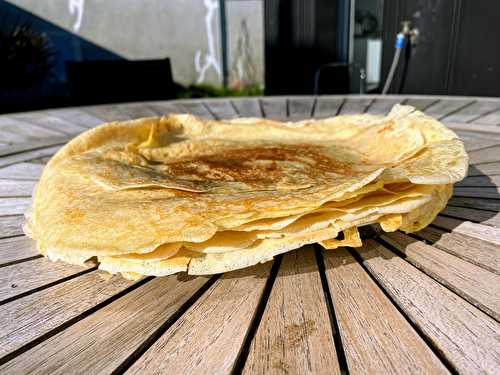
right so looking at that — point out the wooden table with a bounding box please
[0,95,499,374]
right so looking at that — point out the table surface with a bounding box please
[0,95,499,374]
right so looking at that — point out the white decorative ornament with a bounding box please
[68,0,85,32]
[195,0,221,84]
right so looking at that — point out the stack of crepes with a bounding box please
[24,104,468,280]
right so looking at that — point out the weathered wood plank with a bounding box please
[365,97,404,115]
[140,101,185,116]
[0,117,65,143]
[47,107,105,129]
[313,97,344,118]
[381,232,500,320]
[0,270,137,359]
[356,240,500,374]
[468,162,500,177]
[413,226,500,275]
[453,187,500,200]
[446,122,500,135]
[0,163,43,181]
[468,145,500,164]
[472,109,500,126]
[0,275,209,373]
[0,216,24,238]
[423,99,474,119]
[0,258,90,302]
[260,98,288,120]
[0,198,31,217]
[0,145,62,169]
[0,180,36,197]
[0,236,38,266]
[323,248,448,374]
[441,100,500,123]
[337,97,373,115]
[203,100,238,119]
[441,206,500,226]
[84,104,136,122]
[449,196,500,212]
[403,98,438,111]
[456,175,500,188]
[461,138,500,152]
[0,137,68,159]
[177,101,215,119]
[12,112,86,135]
[126,262,272,375]
[243,248,340,375]
[287,97,315,120]
[431,217,500,246]
[231,98,262,117]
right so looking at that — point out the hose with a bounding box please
[382,32,405,95]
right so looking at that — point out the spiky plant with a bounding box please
[0,19,56,88]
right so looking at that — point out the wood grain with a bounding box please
[456,175,500,188]
[423,99,474,119]
[0,145,61,169]
[356,240,500,374]
[0,257,90,302]
[113,103,159,119]
[0,117,65,144]
[468,145,500,164]
[0,198,31,216]
[287,97,315,120]
[403,98,438,111]
[0,275,209,374]
[322,248,448,374]
[243,247,340,375]
[0,236,38,266]
[337,97,373,115]
[46,107,106,129]
[441,206,500,226]
[313,97,344,118]
[0,216,24,238]
[12,112,86,135]
[441,100,500,123]
[260,97,288,120]
[126,262,272,375]
[203,100,238,119]
[0,180,36,197]
[0,271,136,359]
[472,109,500,126]
[231,98,262,117]
[461,138,500,152]
[413,226,500,275]
[177,101,215,119]
[446,122,500,135]
[365,97,404,115]
[468,162,500,177]
[432,216,500,246]
[453,187,500,200]
[381,232,500,320]
[146,101,187,116]
[449,196,500,211]
[0,163,44,181]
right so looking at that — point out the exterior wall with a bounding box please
[7,0,264,86]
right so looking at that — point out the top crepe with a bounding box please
[25,104,467,273]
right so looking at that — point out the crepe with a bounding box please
[26,104,467,277]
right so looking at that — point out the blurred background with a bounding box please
[1,0,499,113]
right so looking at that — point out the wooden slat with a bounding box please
[0,180,36,197]
[0,258,90,302]
[356,240,500,374]
[461,138,500,152]
[457,175,500,188]
[468,145,500,164]
[46,107,105,129]
[472,109,500,126]
[177,101,215,119]
[12,112,86,135]
[0,216,24,238]
[449,196,500,213]
[126,262,273,374]
[137,101,185,116]
[0,137,68,158]
[453,187,500,200]
[0,271,136,359]
[243,248,340,374]
[0,145,62,169]
[364,97,404,115]
[441,206,500,226]
[446,122,500,135]
[203,100,238,119]
[84,105,136,122]
[260,98,288,120]
[287,97,315,120]
[337,97,373,115]
[322,248,448,374]
[0,275,209,373]
[0,198,31,217]
[414,226,500,275]
[423,99,474,119]
[113,103,159,119]
[381,232,500,321]
[468,162,500,177]
[0,236,38,266]
[0,163,43,180]
[231,98,262,117]
[441,100,500,123]
[313,97,344,118]
[432,217,500,246]
[403,97,438,111]
[0,117,65,143]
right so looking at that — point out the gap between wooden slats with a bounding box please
[355,240,500,374]
[259,97,288,121]
[449,197,500,212]
[0,236,38,267]
[231,98,263,117]
[242,247,341,374]
[287,97,316,121]
[380,232,500,321]
[0,216,25,238]
[412,226,500,276]
[313,97,345,118]
[432,216,500,246]
[364,97,404,115]
[203,100,238,120]
[337,97,373,115]
[322,247,449,374]
[423,99,474,120]
[457,175,500,188]
[177,101,215,120]
[123,262,273,374]
[0,145,62,169]
[440,206,500,227]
